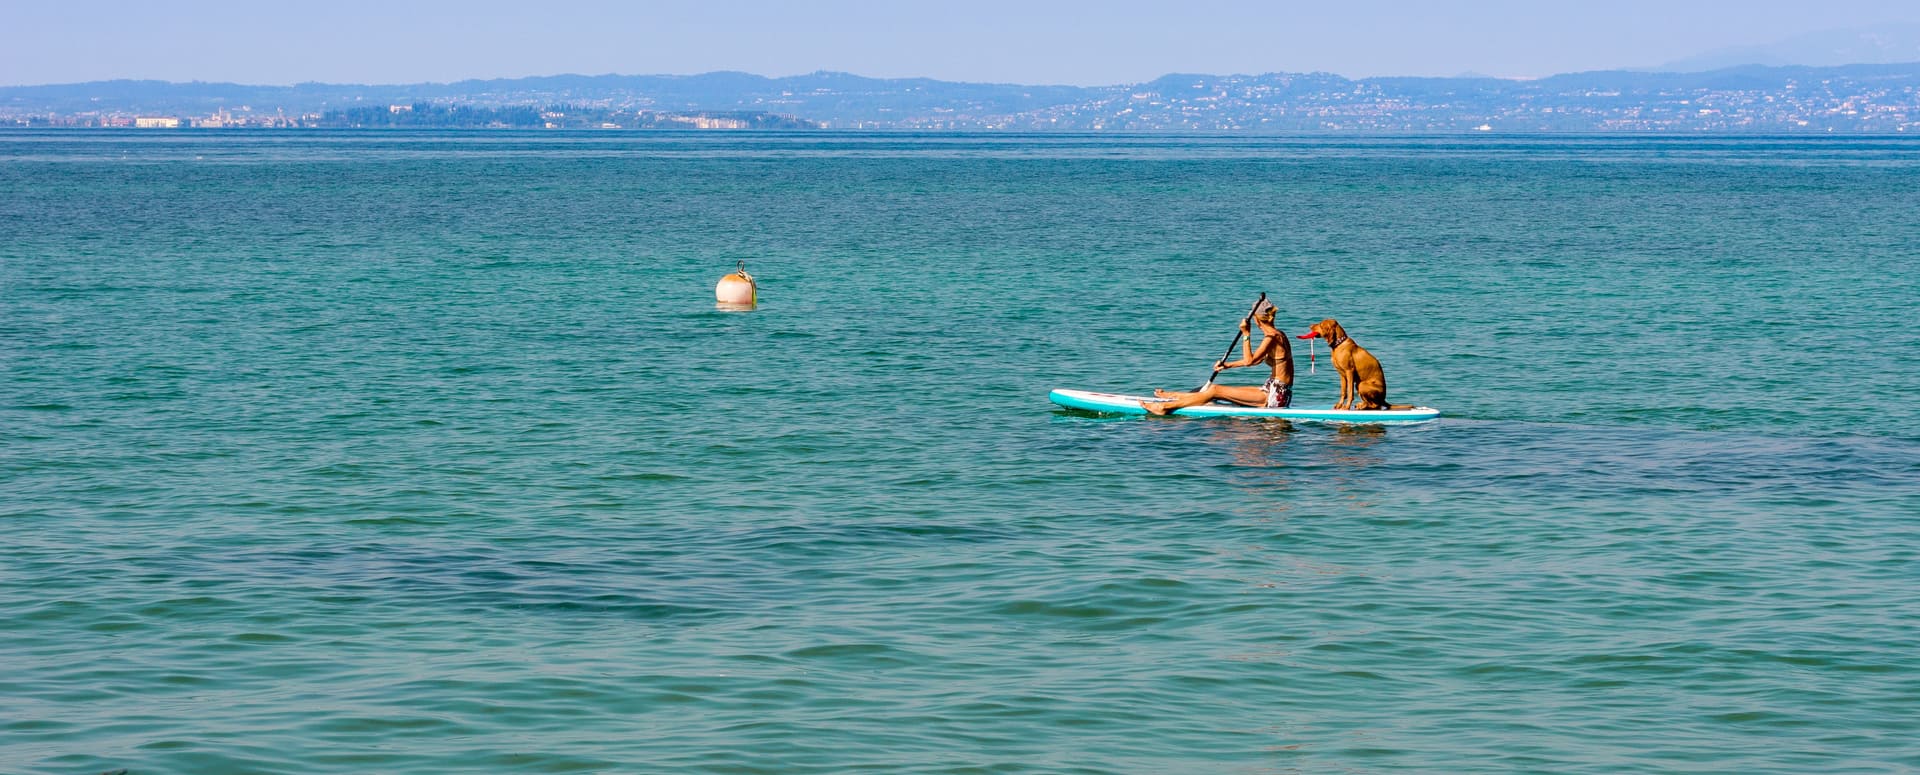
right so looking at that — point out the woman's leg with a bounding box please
[1143,384,1267,415]
[1143,384,1214,415]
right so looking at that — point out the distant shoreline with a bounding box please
[4,127,1916,136]
[6,63,1919,133]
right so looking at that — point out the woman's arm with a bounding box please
[1216,322,1273,370]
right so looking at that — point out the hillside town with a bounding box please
[9,104,814,130]
[937,72,1920,131]
[5,65,1918,132]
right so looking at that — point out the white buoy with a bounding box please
[715,261,756,309]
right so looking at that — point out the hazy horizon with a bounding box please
[7,1,1920,88]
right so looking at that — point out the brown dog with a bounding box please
[1298,319,1407,410]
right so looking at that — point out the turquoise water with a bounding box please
[4,131,1919,773]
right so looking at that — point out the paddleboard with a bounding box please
[1049,389,1441,424]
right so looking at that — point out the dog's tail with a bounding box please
[1387,404,1416,410]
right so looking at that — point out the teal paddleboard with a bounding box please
[1049,389,1441,424]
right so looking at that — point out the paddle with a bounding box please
[1201,292,1267,389]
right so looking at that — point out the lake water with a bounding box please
[3,131,1918,773]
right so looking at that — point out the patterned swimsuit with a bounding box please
[1262,377,1292,408]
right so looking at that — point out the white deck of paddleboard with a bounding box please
[1049,389,1440,423]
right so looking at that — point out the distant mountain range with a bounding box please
[1657,22,1920,72]
[7,63,1920,132]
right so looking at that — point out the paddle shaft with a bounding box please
[1203,292,1266,388]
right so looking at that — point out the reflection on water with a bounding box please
[1326,422,1391,466]
[1206,419,1297,468]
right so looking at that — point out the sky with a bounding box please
[6,0,1920,87]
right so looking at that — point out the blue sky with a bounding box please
[6,0,1920,86]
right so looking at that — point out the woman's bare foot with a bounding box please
[1153,389,1179,398]
[1142,400,1174,416]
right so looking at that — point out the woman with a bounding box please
[1143,300,1294,415]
